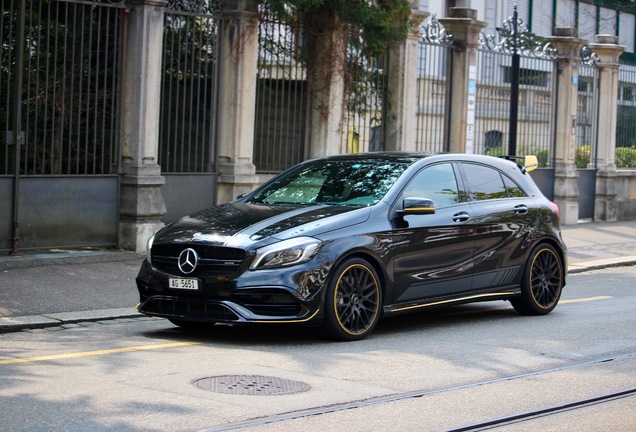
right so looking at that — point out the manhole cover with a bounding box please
[193,375,311,396]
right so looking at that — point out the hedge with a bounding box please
[577,145,636,169]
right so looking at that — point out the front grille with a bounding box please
[141,297,240,321]
[151,244,247,277]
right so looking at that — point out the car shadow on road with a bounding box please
[136,302,523,347]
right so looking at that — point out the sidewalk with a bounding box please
[1,220,635,333]
[0,249,145,332]
[561,220,636,272]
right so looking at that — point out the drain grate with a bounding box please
[193,375,311,396]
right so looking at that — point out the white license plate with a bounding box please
[169,278,199,290]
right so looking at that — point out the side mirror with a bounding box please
[402,197,435,215]
[524,155,539,172]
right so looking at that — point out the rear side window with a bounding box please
[462,163,526,200]
[403,163,460,208]
[502,173,526,197]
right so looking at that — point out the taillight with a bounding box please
[548,201,560,219]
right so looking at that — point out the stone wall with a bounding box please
[615,170,636,220]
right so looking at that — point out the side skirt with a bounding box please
[383,287,521,316]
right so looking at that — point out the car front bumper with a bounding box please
[135,259,328,325]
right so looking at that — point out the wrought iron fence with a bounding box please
[416,16,453,153]
[341,49,387,154]
[1,0,125,176]
[159,0,222,174]
[616,58,636,169]
[476,51,556,161]
[617,58,636,149]
[255,4,307,173]
[255,5,390,172]
[477,9,557,166]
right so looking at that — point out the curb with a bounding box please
[567,256,636,274]
[0,308,143,334]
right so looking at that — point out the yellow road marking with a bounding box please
[0,296,615,365]
[0,341,200,365]
[560,295,613,304]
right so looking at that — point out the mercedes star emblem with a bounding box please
[178,248,199,274]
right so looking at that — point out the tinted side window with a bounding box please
[462,163,508,201]
[404,163,460,208]
[502,173,527,197]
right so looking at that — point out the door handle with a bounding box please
[452,211,470,222]
[513,204,529,214]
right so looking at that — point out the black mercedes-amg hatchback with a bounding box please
[136,153,567,340]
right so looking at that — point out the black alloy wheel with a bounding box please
[511,244,564,315]
[323,257,382,341]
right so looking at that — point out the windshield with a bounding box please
[247,160,409,206]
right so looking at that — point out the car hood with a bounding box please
[154,202,371,248]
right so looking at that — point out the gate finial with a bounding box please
[479,5,557,59]
[420,15,453,46]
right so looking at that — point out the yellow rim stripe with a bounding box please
[0,341,200,365]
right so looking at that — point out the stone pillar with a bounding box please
[216,0,260,204]
[589,35,624,221]
[306,13,348,158]
[385,8,429,152]
[546,28,586,225]
[439,8,486,154]
[119,0,167,252]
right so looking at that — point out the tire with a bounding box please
[511,244,564,315]
[322,257,382,341]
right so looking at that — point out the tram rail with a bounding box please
[201,351,636,432]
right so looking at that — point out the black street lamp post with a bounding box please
[508,7,520,157]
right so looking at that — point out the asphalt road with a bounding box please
[1,266,634,432]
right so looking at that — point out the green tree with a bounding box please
[263,0,413,58]
[260,0,413,157]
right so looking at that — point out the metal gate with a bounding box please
[253,4,389,172]
[416,16,454,152]
[1,0,124,252]
[158,0,223,222]
[477,8,558,201]
[254,4,308,174]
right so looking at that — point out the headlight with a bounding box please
[146,234,155,263]
[250,237,322,270]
